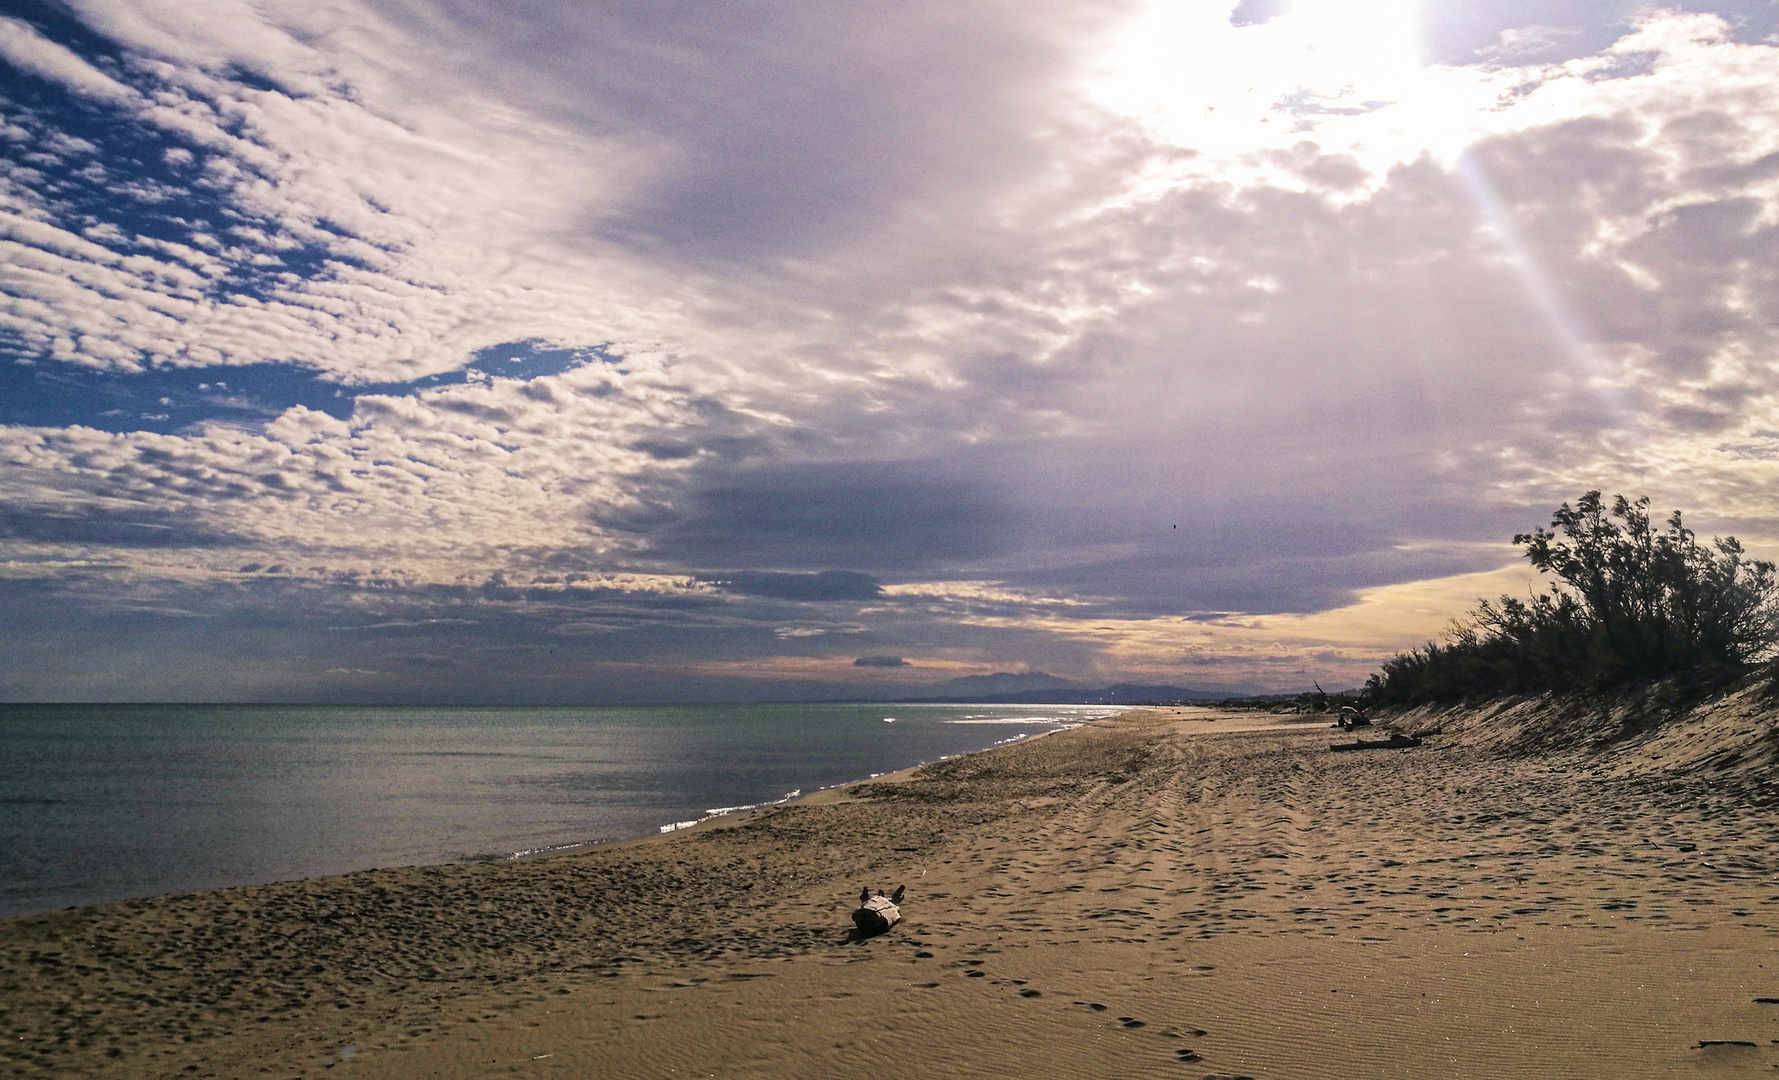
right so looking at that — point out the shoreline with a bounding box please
[458,720,1087,877]
[0,704,1110,925]
[378,711,1109,880]
[650,711,1096,837]
[5,704,1776,1079]
[0,706,1122,925]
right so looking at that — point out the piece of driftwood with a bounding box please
[852,885,904,934]
[1329,733,1423,752]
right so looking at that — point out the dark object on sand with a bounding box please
[853,885,904,934]
[1329,733,1423,752]
[1331,706,1372,731]
[1697,1040,1759,1048]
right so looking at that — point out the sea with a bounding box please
[0,701,1119,919]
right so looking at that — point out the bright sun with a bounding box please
[1088,0,1433,173]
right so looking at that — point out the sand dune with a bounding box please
[4,706,1777,1078]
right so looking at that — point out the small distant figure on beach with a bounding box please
[853,885,904,935]
[1334,706,1371,731]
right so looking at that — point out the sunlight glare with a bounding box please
[1089,0,1438,178]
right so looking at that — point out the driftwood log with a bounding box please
[852,885,904,934]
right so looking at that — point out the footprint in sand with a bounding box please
[1175,1048,1204,1062]
[1119,1016,1146,1028]
[1019,988,1042,997]
[1075,1001,1108,1011]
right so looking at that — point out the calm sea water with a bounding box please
[0,702,1116,919]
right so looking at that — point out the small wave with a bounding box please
[704,802,760,817]
[661,789,803,835]
[946,707,1124,725]
[506,841,592,859]
[459,839,600,862]
[645,711,1114,840]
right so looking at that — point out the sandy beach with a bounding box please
[5,705,1778,1079]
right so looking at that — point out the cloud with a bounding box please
[696,570,884,602]
[326,618,479,631]
[395,654,457,669]
[0,502,242,548]
[1480,24,1585,63]
[389,0,1116,267]
[852,655,910,667]
[0,6,683,385]
[4,5,1779,698]
[653,462,1018,571]
[0,17,137,103]
[1227,0,1290,29]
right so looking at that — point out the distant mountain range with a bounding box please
[895,671,1240,704]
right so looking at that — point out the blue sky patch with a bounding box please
[0,341,612,433]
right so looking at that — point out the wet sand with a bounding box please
[4,706,1778,1078]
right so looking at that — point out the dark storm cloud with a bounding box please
[695,570,883,602]
[0,563,992,702]
[0,503,241,548]
[998,539,1512,618]
[637,459,1020,571]
[631,401,1536,616]
[927,447,1538,615]
[325,618,480,632]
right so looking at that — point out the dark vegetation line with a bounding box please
[1366,491,1779,706]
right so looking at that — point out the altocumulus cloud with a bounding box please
[3,1,1779,702]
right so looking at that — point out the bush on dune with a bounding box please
[1367,492,1779,705]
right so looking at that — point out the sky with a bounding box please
[3,0,1779,703]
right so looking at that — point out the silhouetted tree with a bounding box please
[1367,492,1779,704]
